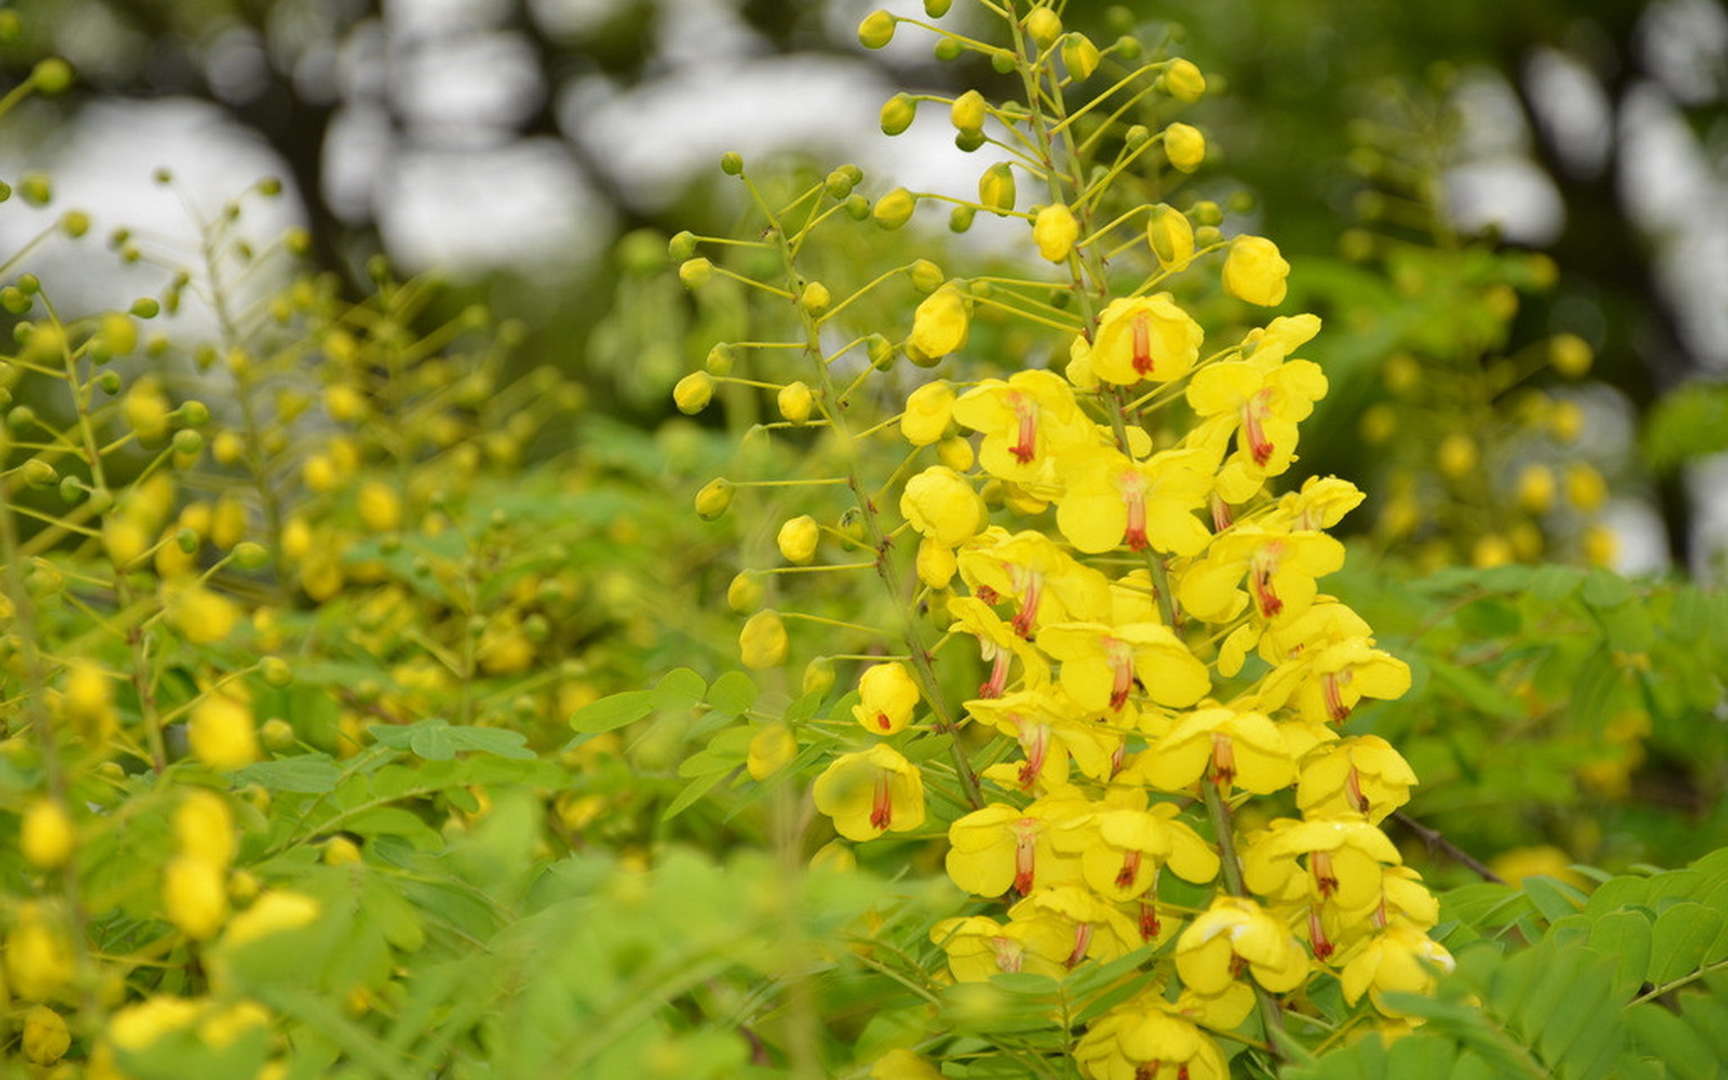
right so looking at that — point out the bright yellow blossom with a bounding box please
[1055,446,1212,556]
[1075,996,1229,1080]
[900,466,986,546]
[1339,924,1455,1014]
[1222,235,1290,306]
[952,369,1092,483]
[813,744,925,841]
[946,794,1087,897]
[900,380,955,445]
[1176,896,1309,995]
[852,661,921,734]
[1034,203,1079,262]
[1037,621,1209,712]
[1089,294,1204,385]
[1130,706,1294,796]
[909,284,969,360]
[1296,735,1417,823]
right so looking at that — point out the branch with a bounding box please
[1393,810,1504,884]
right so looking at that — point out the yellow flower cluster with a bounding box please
[675,2,1456,1070]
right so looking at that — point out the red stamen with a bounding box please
[1345,764,1368,812]
[979,651,1011,699]
[1324,672,1351,722]
[1210,732,1236,789]
[1065,921,1094,968]
[1011,395,1038,463]
[1242,392,1274,466]
[1308,905,1334,961]
[870,774,893,831]
[1311,850,1338,897]
[1132,314,1154,375]
[1108,644,1135,711]
[975,585,999,605]
[1011,573,1043,638]
[1251,559,1283,619]
[1138,900,1161,941]
[1116,850,1143,889]
[1211,494,1233,532]
[1013,825,1037,896]
[1017,725,1049,791]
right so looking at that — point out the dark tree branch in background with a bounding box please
[1393,811,1506,884]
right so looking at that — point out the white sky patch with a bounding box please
[1523,47,1611,177]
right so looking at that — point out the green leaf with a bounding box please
[662,769,732,822]
[1429,660,1523,721]
[1586,910,1653,1000]
[569,690,655,733]
[235,754,342,794]
[1581,569,1634,609]
[705,671,758,719]
[653,668,707,712]
[1648,902,1725,985]
[1522,875,1588,923]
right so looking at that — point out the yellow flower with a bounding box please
[1146,203,1194,271]
[1436,432,1476,478]
[1256,637,1411,724]
[22,1005,70,1065]
[739,610,789,669]
[1516,463,1555,512]
[673,371,713,414]
[222,891,320,952]
[110,996,203,1051]
[957,529,1111,638]
[946,596,1051,701]
[5,902,76,1000]
[946,793,1088,897]
[952,369,1092,483]
[1566,462,1607,511]
[909,284,970,360]
[931,914,1071,981]
[1176,896,1310,995]
[1008,885,1143,966]
[1339,925,1454,1014]
[813,744,925,841]
[1088,294,1204,385]
[900,380,955,445]
[1054,446,1212,557]
[967,690,1116,789]
[187,692,260,770]
[1163,122,1205,172]
[1241,817,1403,911]
[1550,332,1592,377]
[1222,235,1289,306]
[851,661,921,735]
[1269,474,1365,532]
[163,855,229,940]
[747,723,797,780]
[1074,997,1229,1080]
[950,88,986,132]
[1054,802,1220,902]
[357,481,401,532]
[1130,706,1295,796]
[900,466,986,547]
[1034,203,1079,263]
[1164,58,1207,102]
[21,798,75,869]
[1296,736,1417,823]
[1177,526,1345,625]
[1185,353,1328,501]
[916,536,958,588]
[165,584,240,644]
[778,380,815,424]
[1037,622,1210,712]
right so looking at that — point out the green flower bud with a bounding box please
[866,333,896,371]
[719,151,744,176]
[130,298,160,319]
[31,58,73,95]
[668,230,698,261]
[802,656,837,697]
[1190,199,1223,226]
[175,400,210,426]
[1146,204,1195,270]
[172,429,203,456]
[1,287,29,315]
[1125,124,1151,150]
[58,475,83,503]
[910,259,944,294]
[17,275,39,295]
[695,478,734,520]
[19,174,51,207]
[59,211,89,238]
[858,10,895,49]
[1194,224,1223,246]
[678,257,713,289]
[261,717,295,750]
[990,49,1016,75]
[175,527,199,554]
[20,458,54,487]
[978,162,1016,215]
[880,93,916,136]
[705,343,735,375]
[925,0,952,15]
[844,194,871,220]
[933,37,962,61]
[954,129,985,153]
[872,188,916,230]
[1115,34,1143,60]
[673,371,714,414]
[825,168,855,200]
[234,541,270,570]
[95,370,121,394]
[949,204,976,233]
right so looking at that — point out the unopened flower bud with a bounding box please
[937,434,974,471]
[31,58,73,95]
[1164,58,1206,102]
[978,163,1016,216]
[777,515,820,564]
[910,259,945,294]
[719,151,744,176]
[1116,34,1143,60]
[949,204,975,232]
[705,343,735,375]
[694,478,734,520]
[950,89,986,134]
[799,280,831,314]
[674,371,715,414]
[1194,224,1222,246]
[21,458,54,487]
[1025,5,1062,46]
[1062,33,1100,81]
[858,9,896,48]
[1164,122,1205,172]
[933,37,962,61]
[925,0,952,14]
[867,333,896,370]
[747,723,797,780]
[21,799,74,869]
[727,571,764,613]
[1146,203,1195,271]
[739,610,789,669]
[667,230,698,260]
[1033,204,1079,263]
[802,656,837,697]
[778,380,815,424]
[880,93,916,136]
[873,188,917,230]
[1550,333,1592,378]
[678,258,712,289]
